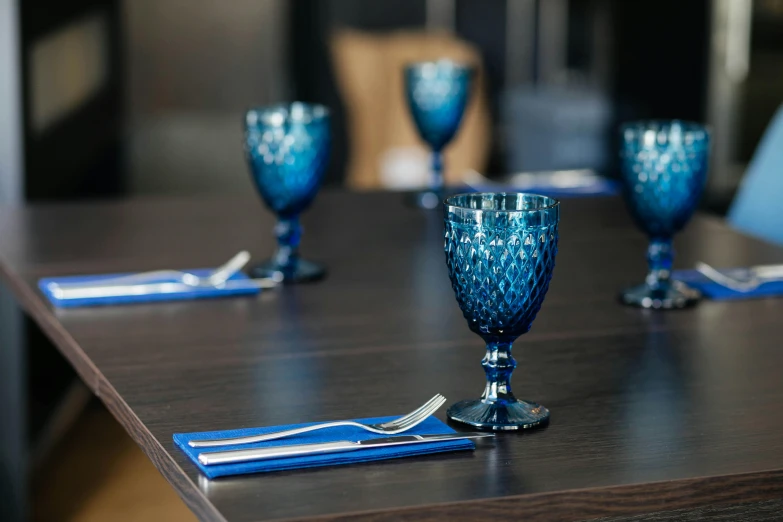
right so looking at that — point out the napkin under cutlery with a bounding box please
[40,268,262,308]
[174,415,475,479]
[462,169,619,198]
[673,266,783,300]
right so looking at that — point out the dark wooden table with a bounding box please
[2,191,783,522]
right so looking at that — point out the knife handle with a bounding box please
[198,441,358,465]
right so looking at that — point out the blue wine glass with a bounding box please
[444,193,559,430]
[619,121,710,309]
[244,103,331,283]
[405,60,473,209]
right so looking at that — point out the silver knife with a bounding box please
[197,432,494,466]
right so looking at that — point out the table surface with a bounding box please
[2,191,783,522]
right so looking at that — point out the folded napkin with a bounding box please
[39,269,259,308]
[462,173,619,198]
[673,268,783,300]
[174,415,474,479]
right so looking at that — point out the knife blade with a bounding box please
[197,432,494,466]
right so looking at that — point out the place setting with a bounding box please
[38,103,332,308]
[173,188,561,479]
[677,262,783,299]
[39,251,281,308]
[616,120,783,307]
[462,168,620,198]
[175,394,495,479]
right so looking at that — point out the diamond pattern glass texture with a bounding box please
[444,193,559,430]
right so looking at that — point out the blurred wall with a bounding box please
[123,0,288,195]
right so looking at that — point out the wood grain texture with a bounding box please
[1,192,783,522]
[309,471,783,521]
[591,497,783,521]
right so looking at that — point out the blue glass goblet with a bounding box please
[620,121,710,309]
[405,60,474,209]
[444,193,559,430]
[244,103,330,283]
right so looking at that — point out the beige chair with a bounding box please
[330,30,491,190]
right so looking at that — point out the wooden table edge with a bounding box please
[4,258,783,522]
[0,264,227,522]
[278,468,783,522]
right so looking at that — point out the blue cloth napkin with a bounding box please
[39,269,259,308]
[174,415,475,479]
[673,268,783,300]
[460,176,619,198]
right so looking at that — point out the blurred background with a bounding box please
[1,0,782,520]
[5,0,783,204]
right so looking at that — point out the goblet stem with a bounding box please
[621,236,698,308]
[273,217,302,272]
[250,215,324,283]
[481,342,518,404]
[447,339,549,430]
[430,149,444,193]
[645,237,674,290]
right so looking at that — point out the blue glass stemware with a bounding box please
[405,60,473,209]
[619,121,710,309]
[244,103,331,283]
[444,193,559,430]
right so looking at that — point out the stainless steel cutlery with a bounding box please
[45,250,285,300]
[51,250,251,290]
[198,432,493,465]
[695,261,783,293]
[188,394,447,448]
[48,276,281,300]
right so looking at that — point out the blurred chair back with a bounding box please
[727,105,783,245]
[330,30,490,190]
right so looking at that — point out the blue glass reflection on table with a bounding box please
[405,60,473,208]
[619,120,710,309]
[244,103,331,283]
[444,193,559,430]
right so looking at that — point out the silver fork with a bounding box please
[49,251,251,291]
[188,394,447,448]
[695,262,783,293]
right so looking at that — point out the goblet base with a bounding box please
[447,399,550,431]
[250,258,326,284]
[620,281,701,309]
